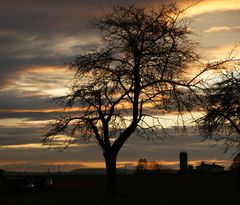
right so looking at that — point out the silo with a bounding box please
[180,152,188,172]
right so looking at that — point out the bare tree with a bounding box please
[198,65,240,151]
[198,62,240,190]
[44,3,209,196]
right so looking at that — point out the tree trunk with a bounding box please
[104,152,118,197]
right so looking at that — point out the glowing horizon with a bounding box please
[0,159,231,172]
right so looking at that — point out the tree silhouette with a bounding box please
[199,67,240,150]
[199,66,240,191]
[44,3,211,196]
[136,159,162,173]
[136,158,148,172]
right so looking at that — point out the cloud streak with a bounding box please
[204,26,240,33]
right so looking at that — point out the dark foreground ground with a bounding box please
[0,172,240,205]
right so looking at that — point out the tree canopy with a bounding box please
[199,66,240,151]
[44,4,201,149]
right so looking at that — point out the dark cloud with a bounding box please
[0,91,53,110]
[0,111,68,121]
[0,127,41,145]
[0,0,169,85]
[0,35,89,87]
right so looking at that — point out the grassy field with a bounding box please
[0,173,240,205]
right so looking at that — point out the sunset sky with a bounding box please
[0,0,239,172]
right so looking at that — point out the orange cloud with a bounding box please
[181,0,240,16]
[22,66,69,73]
[3,66,70,86]
[0,142,84,149]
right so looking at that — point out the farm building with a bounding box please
[196,161,224,173]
